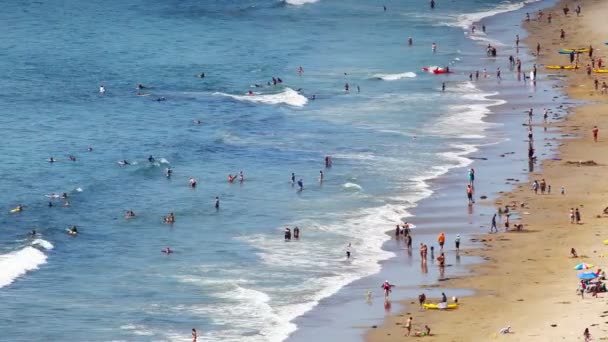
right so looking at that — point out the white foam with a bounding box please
[120,324,155,336]
[31,239,54,250]
[215,88,308,107]
[450,0,541,30]
[342,182,362,190]
[284,0,319,5]
[0,245,48,288]
[426,81,504,138]
[372,72,416,81]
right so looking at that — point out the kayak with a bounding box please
[423,303,459,310]
[593,69,608,73]
[560,48,589,53]
[546,65,579,70]
[422,67,453,74]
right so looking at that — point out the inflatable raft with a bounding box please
[423,303,459,310]
[546,65,579,70]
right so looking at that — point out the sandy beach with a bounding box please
[367,0,608,341]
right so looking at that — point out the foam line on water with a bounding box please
[284,0,319,5]
[371,72,416,81]
[214,88,308,107]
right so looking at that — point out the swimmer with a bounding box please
[284,227,291,240]
[344,83,349,92]
[165,167,173,178]
[118,160,130,166]
[293,226,300,239]
[214,196,220,210]
[68,225,78,235]
[61,192,68,199]
[239,171,244,183]
[247,90,254,95]
[297,178,303,191]
[125,210,136,218]
[162,247,173,254]
[48,157,56,163]
[87,147,93,152]
[99,85,106,94]
[228,174,236,183]
[319,170,324,183]
[290,172,296,185]
[432,42,437,53]
[346,243,352,258]
[189,178,197,188]
[136,84,148,90]
[29,230,37,237]
[155,97,166,102]
[163,212,175,224]
[197,72,205,78]
[430,0,435,9]
[148,155,155,163]
[48,201,53,207]
[311,94,316,100]
[408,37,413,46]
[194,120,202,124]
[297,66,303,75]
[68,155,76,161]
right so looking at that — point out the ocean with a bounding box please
[0,0,552,341]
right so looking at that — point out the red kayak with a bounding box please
[423,67,453,74]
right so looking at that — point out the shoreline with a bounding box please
[367,0,608,341]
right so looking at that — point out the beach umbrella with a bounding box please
[578,272,598,280]
[574,263,593,270]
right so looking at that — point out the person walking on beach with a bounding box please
[490,213,498,233]
[405,316,413,336]
[437,252,445,267]
[466,184,474,205]
[381,280,393,298]
[575,208,581,224]
[455,234,461,251]
[560,29,565,40]
[584,328,592,342]
[192,328,198,342]
[593,126,599,142]
[406,233,413,249]
[515,34,520,48]
[544,108,549,123]
[441,82,445,92]
[418,293,426,308]
[570,208,575,224]
[496,67,501,80]
[438,232,445,250]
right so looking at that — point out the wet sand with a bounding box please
[366,0,608,341]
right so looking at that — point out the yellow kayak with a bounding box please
[561,48,589,53]
[423,303,459,310]
[546,65,579,70]
[593,69,608,73]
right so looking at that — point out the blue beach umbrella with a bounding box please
[578,272,598,280]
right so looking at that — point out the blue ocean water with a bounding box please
[0,0,543,341]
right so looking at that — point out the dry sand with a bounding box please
[367,0,608,341]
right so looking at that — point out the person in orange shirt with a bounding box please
[438,232,445,250]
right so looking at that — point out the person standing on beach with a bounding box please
[192,328,197,342]
[406,233,413,249]
[455,234,461,251]
[496,67,501,80]
[515,34,520,48]
[405,316,413,336]
[575,208,581,224]
[544,108,549,123]
[418,293,426,308]
[560,29,565,40]
[536,42,541,56]
[593,126,599,142]
[468,168,475,186]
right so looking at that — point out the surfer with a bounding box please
[162,247,173,254]
[148,155,155,163]
[284,227,291,241]
[197,72,205,78]
[156,97,166,102]
[68,226,78,235]
[118,160,129,166]
[48,157,56,163]
[294,226,300,239]
[164,212,175,224]
[189,178,197,188]
[136,84,148,90]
